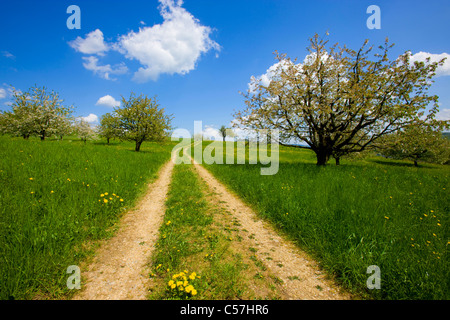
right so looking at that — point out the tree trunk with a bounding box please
[413,160,418,167]
[335,157,341,166]
[107,137,110,144]
[135,140,143,152]
[315,149,331,166]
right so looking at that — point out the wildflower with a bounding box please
[120,199,124,202]
[50,190,54,194]
[384,216,389,220]
[433,233,437,237]
[30,191,34,194]
[168,280,174,286]
[191,289,197,296]
[430,210,434,213]
[171,284,176,289]
[104,198,108,203]
[105,192,108,196]
[389,196,393,199]
[437,223,441,227]
[183,280,188,287]
[166,220,171,226]
[109,197,113,200]
[189,272,196,280]
[67,178,71,182]
[100,194,105,197]
[424,214,428,217]
[185,285,194,293]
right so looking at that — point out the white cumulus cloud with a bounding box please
[436,108,450,121]
[82,113,99,124]
[69,29,109,56]
[96,95,121,108]
[116,0,220,82]
[82,56,128,80]
[410,52,450,77]
[0,88,6,99]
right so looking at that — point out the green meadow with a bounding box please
[201,142,449,300]
[0,136,174,299]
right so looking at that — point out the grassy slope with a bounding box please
[0,136,174,299]
[202,143,449,299]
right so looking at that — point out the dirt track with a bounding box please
[73,160,174,300]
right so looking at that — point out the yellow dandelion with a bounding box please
[185,285,193,293]
[191,289,197,296]
[29,177,34,181]
[384,216,389,220]
[183,280,188,287]
[105,192,108,196]
[433,233,437,237]
[437,223,441,226]
[430,210,434,213]
[100,194,105,197]
[120,199,124,202]
[189,272,196,280]
[171,284,176,289]
[103,198,108,203]
[30,191,34,194]
[109,197,113,200]
[424,214,428,217]
[50,190,54,194]
[67,178,71,182]
[168,280,174,286]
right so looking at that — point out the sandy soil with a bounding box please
[72,160,174,300]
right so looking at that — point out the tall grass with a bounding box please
[203,143,449,299]
[0,136,174,299]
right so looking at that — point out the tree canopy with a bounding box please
[233,34,447,165]
[114,93,173,151]
[0,85,74,140]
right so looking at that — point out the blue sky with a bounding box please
[1,0,450,136]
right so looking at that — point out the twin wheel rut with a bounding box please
[73,153,349,300]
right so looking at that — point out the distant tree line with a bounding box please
[0,86,173,151]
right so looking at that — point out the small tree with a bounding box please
[219,125,227,142]
[377,121,450,166]
[98,112,121,144]
[75,118,96,143]
[115,93,173,152]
